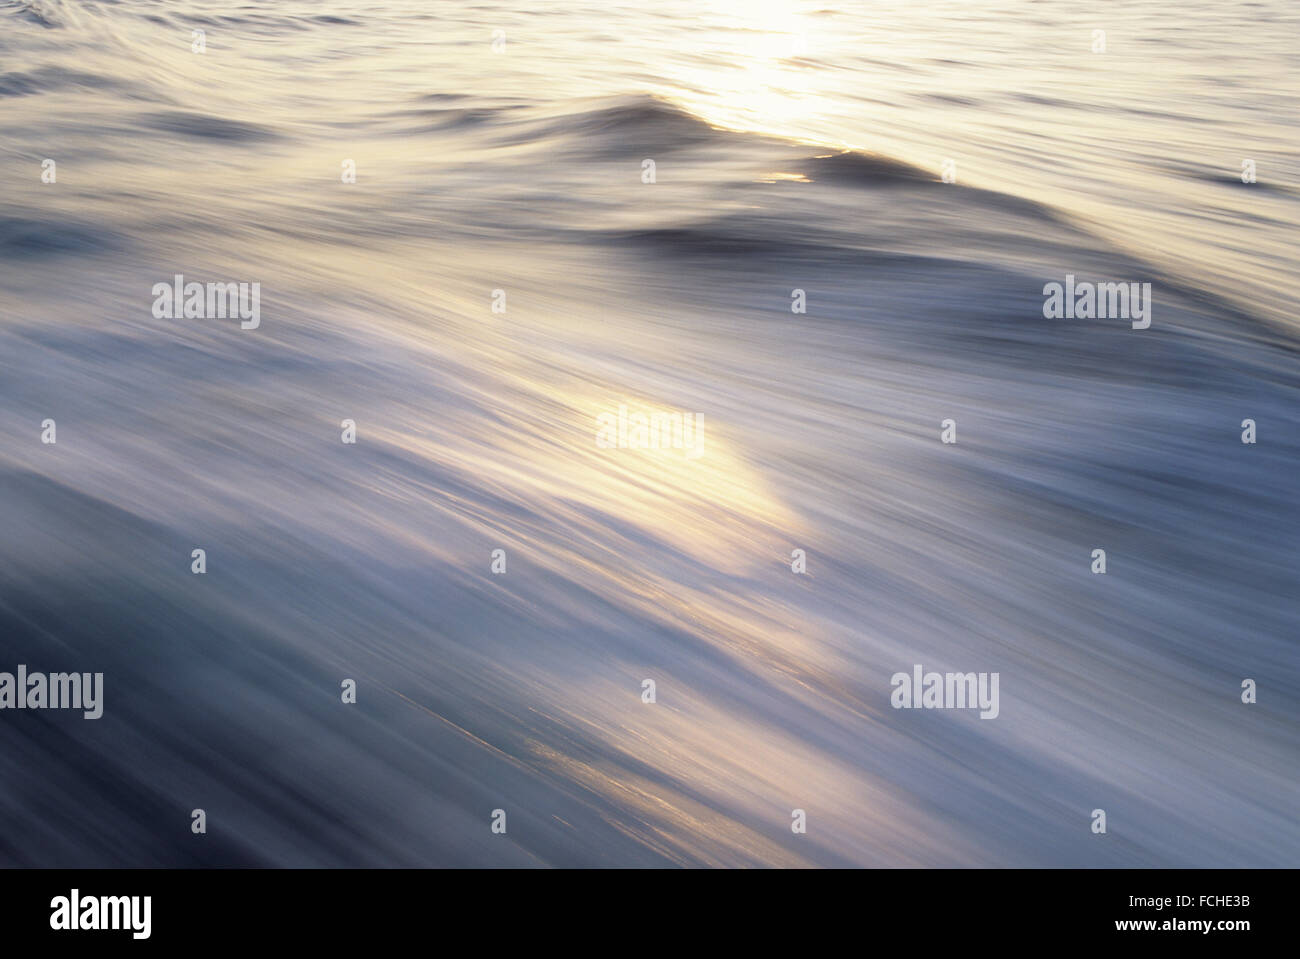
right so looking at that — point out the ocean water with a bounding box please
[0,0,1297,867]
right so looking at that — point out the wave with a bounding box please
[2,0,62,29]
[135,110,282,142]
[0,215,121,257]
[0,67,128,97]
